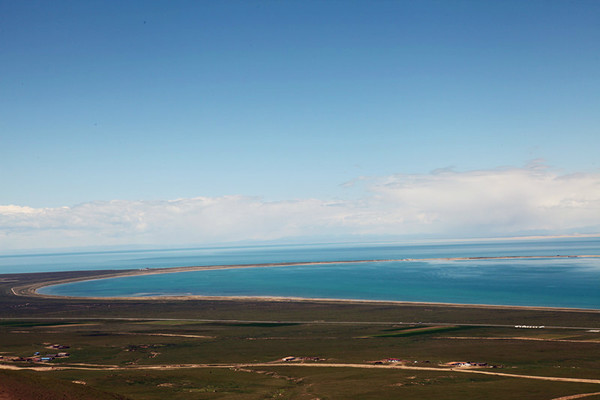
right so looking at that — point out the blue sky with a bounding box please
[1,1,599,250]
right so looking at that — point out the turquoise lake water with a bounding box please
[3,238,599,273]
[25,238,600,309]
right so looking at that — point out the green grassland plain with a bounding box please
[1,269,600,400]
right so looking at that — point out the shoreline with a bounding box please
[11,254,600,313]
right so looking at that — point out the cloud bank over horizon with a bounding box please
[2,165,599,251]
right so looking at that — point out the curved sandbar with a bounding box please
[12,254,600,312]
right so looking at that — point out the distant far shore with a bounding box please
[7,254,599,313]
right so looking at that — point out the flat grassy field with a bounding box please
[1,270,600,399]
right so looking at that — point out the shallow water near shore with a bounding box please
[31,238,600,309]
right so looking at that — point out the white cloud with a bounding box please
[367,167,600,235]
[1,165,599,250]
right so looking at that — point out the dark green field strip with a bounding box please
[375,326,475,337]
[0,320,85,328]
[208,322,302,328]
[1,317,599,332]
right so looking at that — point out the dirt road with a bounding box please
[2,361,599,385]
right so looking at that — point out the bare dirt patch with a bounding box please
[551,392,600,400]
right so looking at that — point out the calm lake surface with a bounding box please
[25,238,600,309]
